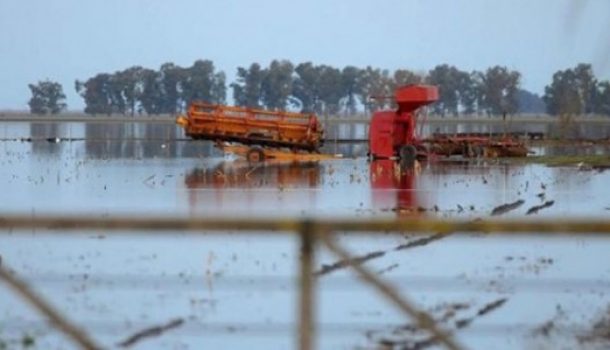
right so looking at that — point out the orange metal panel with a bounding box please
[180,102,323,151]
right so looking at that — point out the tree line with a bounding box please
[27,61,610,117]
[74,60,226,116]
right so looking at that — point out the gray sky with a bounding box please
[1,0,608,110]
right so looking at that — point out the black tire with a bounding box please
[246,147,265,163]
[399,144,417,167]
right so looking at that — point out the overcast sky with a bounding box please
[0,0,608,110]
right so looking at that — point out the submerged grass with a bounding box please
[508,154,610,167]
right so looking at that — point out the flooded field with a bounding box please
[1,121,610,349]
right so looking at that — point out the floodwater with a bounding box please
[1,121,610,350]
[325,117,610,141]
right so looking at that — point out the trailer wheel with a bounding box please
[399,145,417,167]
[246,147,265,163]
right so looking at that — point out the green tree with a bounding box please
[107,73,127,115]
[111,66,147,116]
[456,71,482,115]
[516,89,546,114]
[393,69,422,87]
[594,81,610,115]
[75,74,114,115]
[340,66,362,115]
[211,71,227,105]
[358,67,393,112]
[180,60,225,105]
[317,65,343,115]
[480,66,520,115]
[158,62,186,114]
[544,68,584,115]
[232,63,265,108]
[573,64,598,114]
[28,80,67,114]
[292,62,321,113]
[139,69,164,115]
[261,60,294,110]
[426,64,463,116]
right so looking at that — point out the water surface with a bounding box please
[0,121,609,349]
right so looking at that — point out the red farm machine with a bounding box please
[177,84,528,164]
[369,84,528,165]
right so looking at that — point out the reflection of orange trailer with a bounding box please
[184,161,322,214]
[177,102,324,152]
[184,162,321,190]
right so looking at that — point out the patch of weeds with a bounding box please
[21,334,35,348]
[506,154,610,167]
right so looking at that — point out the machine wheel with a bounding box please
[399,145,417,167]
[246,147,265,163]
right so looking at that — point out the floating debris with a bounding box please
[578,306,610,345]
[526,200,555,215]
[315,250,386,276]
[117,318,184,348]
[455,298,508,329]
[394,233,450,251]
[490,199,525,216]
[377,263,399,275]
[370,298,508,350]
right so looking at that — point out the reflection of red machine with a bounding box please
[370,160,421,216]
[369,84,528,163]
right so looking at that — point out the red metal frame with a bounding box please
[369,85,439,159]
[368,84,528,160]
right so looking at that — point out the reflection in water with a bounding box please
[18,120,610,160]
[29,123,65,155]
[185,161,322,189]
[324,119,610,140]
[370,160,420,216]
[184,161,323,214]
[320,142,368,158]
[83,122,215,159]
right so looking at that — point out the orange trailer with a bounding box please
[176,102,324,152]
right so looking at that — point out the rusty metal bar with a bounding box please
[320,234,464,350]
[1,214,610,235]
[0,264,102,350]
[0,215,300,233]
[298,220,316,350]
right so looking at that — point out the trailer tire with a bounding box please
[246,147,265,163]
[399,145,417,167]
